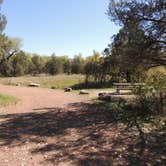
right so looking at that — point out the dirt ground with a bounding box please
[0,85,165,166]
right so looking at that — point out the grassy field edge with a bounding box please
[0,93,18,107]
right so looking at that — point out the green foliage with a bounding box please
[0,51,86,77]
[71,81,111,90]
[30,54,45,75]
[134,74,166,115]
[107,0,166,67]
[0,35,22,64]
[84,51,112,84]
[146,73,166,90]
[58,56,72,74]
[0,1,23,74]
[0,0,6,33]
[45,54,61,75]
[71,54,84,74]
[11,51,30,76]
[103,0,166,83]
[0,58,13,76]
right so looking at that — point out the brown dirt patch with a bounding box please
[0,85,165,166]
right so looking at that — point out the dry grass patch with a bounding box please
[0,74,85,89]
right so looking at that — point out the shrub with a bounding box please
[136,73,166,114]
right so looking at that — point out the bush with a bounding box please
[136,73,166,114]
[71,81,112,90]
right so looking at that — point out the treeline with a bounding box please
[0,48,123,87]
[1,46,165,86]
[0,50,102,77]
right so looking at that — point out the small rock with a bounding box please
[64,88,72,92]
[51,86,58,89]
[16,83,21,86]
[79,90,89,95]
[98,93,111,101]
[28,83,40,87]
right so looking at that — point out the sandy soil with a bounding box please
[0,85,165,166]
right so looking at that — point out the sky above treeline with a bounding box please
[2,0,120,57]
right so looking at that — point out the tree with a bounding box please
[45,54,59,75]
[11,51,30,76]
[30,54,45,75]
[0,58,13,76]
[0,36,22,63]
[107,0,166,67]
[58,56,71,74]
[0,1,21,65]
[71,54,84,74]
[0,0,6,33]
[84,51,111,84]
[84,51,100,82]
[106,27,152,82]
[63,58,71,74]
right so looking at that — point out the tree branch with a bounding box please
[140,17,166,24]
[6,50,17,60]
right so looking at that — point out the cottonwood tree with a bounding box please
[0,1,21,64]
[0,36,22,63]
[0,0,6,33]
[11,51,30,76]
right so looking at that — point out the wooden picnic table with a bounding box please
[113,83,145,94]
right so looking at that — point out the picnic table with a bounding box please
[113,83,145,94]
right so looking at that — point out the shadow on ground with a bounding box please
[0,102,165,165]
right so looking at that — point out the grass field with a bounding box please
[0,94,18,107]
[0,74,85,89]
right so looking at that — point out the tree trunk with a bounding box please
[126,70,131,82]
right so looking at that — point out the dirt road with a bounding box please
[0,85,89,113]
[0,85,91,166]
[0,85,165,166]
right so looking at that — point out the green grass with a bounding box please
[0,94,18,106]
[0,74,85,89]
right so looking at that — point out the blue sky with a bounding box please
[2,0,120,57]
